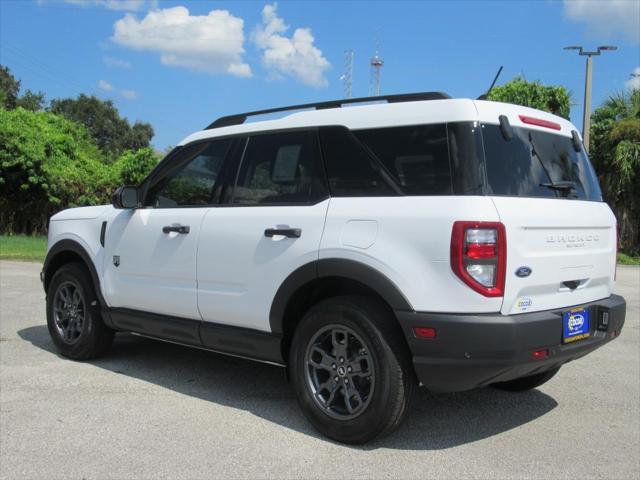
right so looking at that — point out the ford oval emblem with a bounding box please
[515,266,532,278]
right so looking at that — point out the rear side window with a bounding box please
[232,130,327,205]
[481,124,602,201]
[354,124,452,195]
[447,122,485,195]
[319,126,396,197]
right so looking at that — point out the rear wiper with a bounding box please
[528,133,576,198]
[539,181,577,197]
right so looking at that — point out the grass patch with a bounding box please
[0,235,47,262]
[0,233,639,267]
[618,252,640,266]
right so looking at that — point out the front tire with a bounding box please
[46,262,114,360]
[290,295,414,444]
[492,367,560,392]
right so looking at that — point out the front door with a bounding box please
[103,138,234,320]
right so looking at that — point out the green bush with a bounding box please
[113,147,159,186]
[0,108,114,234]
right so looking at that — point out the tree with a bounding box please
[15,90,46,112]
[113,147,159,186]
[0,65,21,110]
[0,65,46,111]
[0,108,113,234]
[487,77,571,119]
[50,94,154,160]
[590,90,640,254]
[125,122,155,152]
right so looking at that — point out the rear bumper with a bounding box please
[396,294,626,393]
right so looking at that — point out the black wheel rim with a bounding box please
[52,281,85,345]
[304,324,375,420]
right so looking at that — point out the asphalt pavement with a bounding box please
[1,260,638,479]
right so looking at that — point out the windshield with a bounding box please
[481,124,602,201]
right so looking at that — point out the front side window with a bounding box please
[145,139,232,207]
[232,130,327,205]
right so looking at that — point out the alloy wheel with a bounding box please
[304,324,375,420]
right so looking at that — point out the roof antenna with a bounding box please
[477,66,503,100]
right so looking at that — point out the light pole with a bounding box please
[564,45,617,152]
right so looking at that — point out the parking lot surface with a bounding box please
[1,260,638,479]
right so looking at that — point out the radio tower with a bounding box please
[369,39,383,96]
[341,50,354,99]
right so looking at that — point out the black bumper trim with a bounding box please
[396,294,626,393]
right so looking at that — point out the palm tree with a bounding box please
[590,89,640,255]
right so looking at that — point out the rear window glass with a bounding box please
[481,124,602,201]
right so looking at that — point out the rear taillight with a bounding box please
[451,221,506,297]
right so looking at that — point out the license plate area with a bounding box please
[562,307,590,344]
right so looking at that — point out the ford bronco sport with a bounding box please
[42,92,626,444]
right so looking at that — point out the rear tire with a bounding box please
[46,262,114,360]
[492,367,560,392]
[290,295,414,444]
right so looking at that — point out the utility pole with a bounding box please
[564,45,617,152]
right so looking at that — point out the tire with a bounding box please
[290,295,414,444]
[492,367,561,392]
[46,262,114,360]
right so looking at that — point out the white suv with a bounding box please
[42,92,626,444]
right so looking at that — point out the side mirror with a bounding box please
[112,186,139,209]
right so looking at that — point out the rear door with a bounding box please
[102,139,234,319]
[197,129,330,332]
[479,121,616,315]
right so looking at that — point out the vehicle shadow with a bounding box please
[18,325,558,450]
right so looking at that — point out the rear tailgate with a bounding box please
[493,197,616,315]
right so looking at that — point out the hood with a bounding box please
[50,205,112,222]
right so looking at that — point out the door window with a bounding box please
[145,139,232,207]
[232,131,327,205]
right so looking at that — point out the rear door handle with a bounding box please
[163,225,190,234]
[264,228,301,238]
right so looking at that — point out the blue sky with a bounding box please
[1,0,639,149]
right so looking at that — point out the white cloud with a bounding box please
[103,55,132,69]
[120,89,137,99]
[564,0,640,44]
[98,79,114,91]
[626,67,640,91]
[63,0,147,11]
[111,6,251,77]
[252,3,330,87]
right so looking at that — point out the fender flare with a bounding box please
[43,239,106,307]
[269,258,412,335]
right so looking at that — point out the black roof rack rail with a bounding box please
[205,91,451,130]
